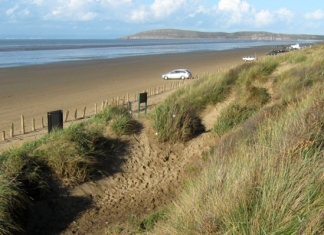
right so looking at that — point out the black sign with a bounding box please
[139,92,147,103]
[48,110,63,133]
[138,92,148,115]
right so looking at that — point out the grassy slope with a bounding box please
[0,45,324,234]
[149,46,324,234]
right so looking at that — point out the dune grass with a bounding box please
[152,89,324,234]
[149,45,324,234]
[0,105,137,234]
[148,61,275,143]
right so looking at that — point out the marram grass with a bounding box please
[150,45,324,234]
[0,105,137,234]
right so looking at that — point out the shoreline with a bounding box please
[0,46,275,150]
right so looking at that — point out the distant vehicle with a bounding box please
[277,49,288,53]
[291,43,301,50]
[267,50,277,56]
[162,69,192,80]
[242,56,257,61]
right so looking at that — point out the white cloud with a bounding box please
[305,9,324,20]
[254,10,275,27]
[100,0,132,6]
[189,5,210,17]
[150,0,186,18]
[51,7,62,16]
[216,0,251,25]
[217,0,250,13]
[130,6,149,22]
[130,0,187,22]
[78,12,98,21]
[277,8,294,22]
[43,1,100,21]
[6,4,20,15]
[32,0,44,6]
[23,8,30,16]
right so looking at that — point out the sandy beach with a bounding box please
[0,45,286,234]
[0,46,273,149]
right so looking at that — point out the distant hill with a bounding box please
[121,29,324,41]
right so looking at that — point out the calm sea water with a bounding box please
[0,39,315,68]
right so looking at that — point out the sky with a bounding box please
[1,0,323,39]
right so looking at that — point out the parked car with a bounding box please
[277,49,288,53]
[267,50,277,55]
[242,56,257,61]
[162,69,192,80]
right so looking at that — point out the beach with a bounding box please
[0,46,272,149]
[0,45,287,234]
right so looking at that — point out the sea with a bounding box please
[0,39,317,69]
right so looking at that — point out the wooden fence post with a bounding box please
[95,103,97,114]
[65,111,69,122]
[32,118,35,131]
[101,101,105,111]
[42,117,45,128]
[82,107,86,119]
[10,123,14,137]
[74,109,77,120]
[21,115,25,134]
[2,131,5,141]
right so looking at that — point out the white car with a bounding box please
[162,69,192,80]
[242,56,257,61]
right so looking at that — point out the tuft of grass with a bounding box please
[236,59,279,89]
[137,208,169,232]
[0,148,49,200]
[0,176,30,235]
[212,103,258,136]
[244,86,270,107]
[109,107,139,136]
[150,100,205,143]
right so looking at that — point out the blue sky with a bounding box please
[1,0,323,39]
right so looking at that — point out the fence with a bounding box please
[1,76,211,142]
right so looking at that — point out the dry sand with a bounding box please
[0,46,274,151]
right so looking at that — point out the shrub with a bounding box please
[150,100,205,143]
[110,113,138,136]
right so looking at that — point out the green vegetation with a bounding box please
[0,105,137,234]
[150,45,324,234]
[1,44,324,234]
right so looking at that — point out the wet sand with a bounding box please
[0,46,273,141]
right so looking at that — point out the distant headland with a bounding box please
[121,29,324,41]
